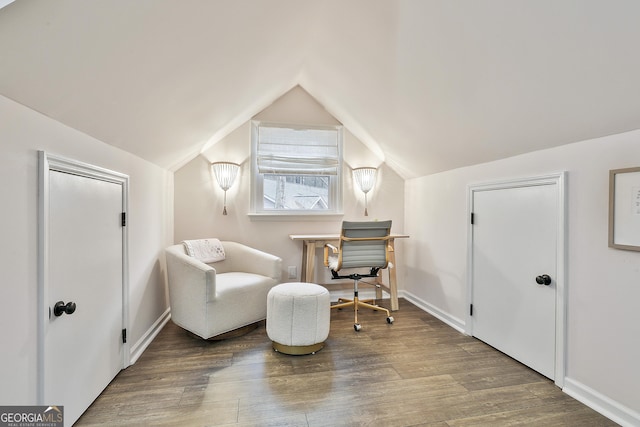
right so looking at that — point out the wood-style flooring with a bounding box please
[76,298,617,426]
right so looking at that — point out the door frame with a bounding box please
[37,151,130,404]
[466,172,567,388]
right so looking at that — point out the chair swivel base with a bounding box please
[184,322,260,341]
[332,296,394,331]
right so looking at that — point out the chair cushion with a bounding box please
[213,272,275,301]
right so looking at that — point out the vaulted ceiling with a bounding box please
[1,1,639,179]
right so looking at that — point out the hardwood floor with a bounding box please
[76,298,616,426]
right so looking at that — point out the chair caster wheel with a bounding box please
[387,316,394,324]
[354,323,362,331]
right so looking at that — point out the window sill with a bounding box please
[248,212,344,222]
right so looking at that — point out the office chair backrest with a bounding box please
[339,220,392,269]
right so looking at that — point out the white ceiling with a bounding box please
[1,0,639,178]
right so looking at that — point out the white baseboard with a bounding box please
[563,378,640,427]
[129,307,171,365]
[401,290,466,333]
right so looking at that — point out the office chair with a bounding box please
[323,220,394,331]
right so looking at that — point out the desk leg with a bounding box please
[300,242,308,282]
[304,241,316,283]
[388,239,399,311]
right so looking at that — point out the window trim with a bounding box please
[250,121,344,217]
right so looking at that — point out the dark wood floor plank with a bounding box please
[75,298,617,426]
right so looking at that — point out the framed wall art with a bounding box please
[609,166,640,251]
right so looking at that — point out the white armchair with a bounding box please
[165,241,282,339]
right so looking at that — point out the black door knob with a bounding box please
[535,274,552,286]
[53,301,77,317]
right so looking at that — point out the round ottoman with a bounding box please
[266,282,331,355]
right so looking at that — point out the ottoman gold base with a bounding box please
[272,341,325,355]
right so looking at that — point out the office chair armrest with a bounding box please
[323,243,338,267]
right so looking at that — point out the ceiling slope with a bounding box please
[2,0,640,178]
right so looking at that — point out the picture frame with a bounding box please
[608,166,640,251]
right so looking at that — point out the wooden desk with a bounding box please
[289,233,409,311]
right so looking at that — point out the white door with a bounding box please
[45,169,124,426]
[470,176,564,381]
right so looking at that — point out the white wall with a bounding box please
[174,86,405,286]
[405,129,640,420]
[0,95,173,404]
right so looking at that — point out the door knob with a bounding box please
[53,301,77,317]
[535,274,552,286]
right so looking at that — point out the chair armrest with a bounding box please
[165,245,217,305]
[323,243,338,267]
[220,241,282,281]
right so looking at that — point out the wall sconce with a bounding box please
[352,167,377,216]
[211,162,240,215]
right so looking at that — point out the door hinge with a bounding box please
[470,304,473,316]
[470,212,475,225]
[121,212,126,227]
[122,328,127,344]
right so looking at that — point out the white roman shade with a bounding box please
[257,124,340,175]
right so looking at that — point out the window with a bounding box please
[251,121,343,215]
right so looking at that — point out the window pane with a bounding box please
[263,174,330,210]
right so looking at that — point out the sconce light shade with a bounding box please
[211,162,240,215]
[212,162,239,191]
[353,167,377,216]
